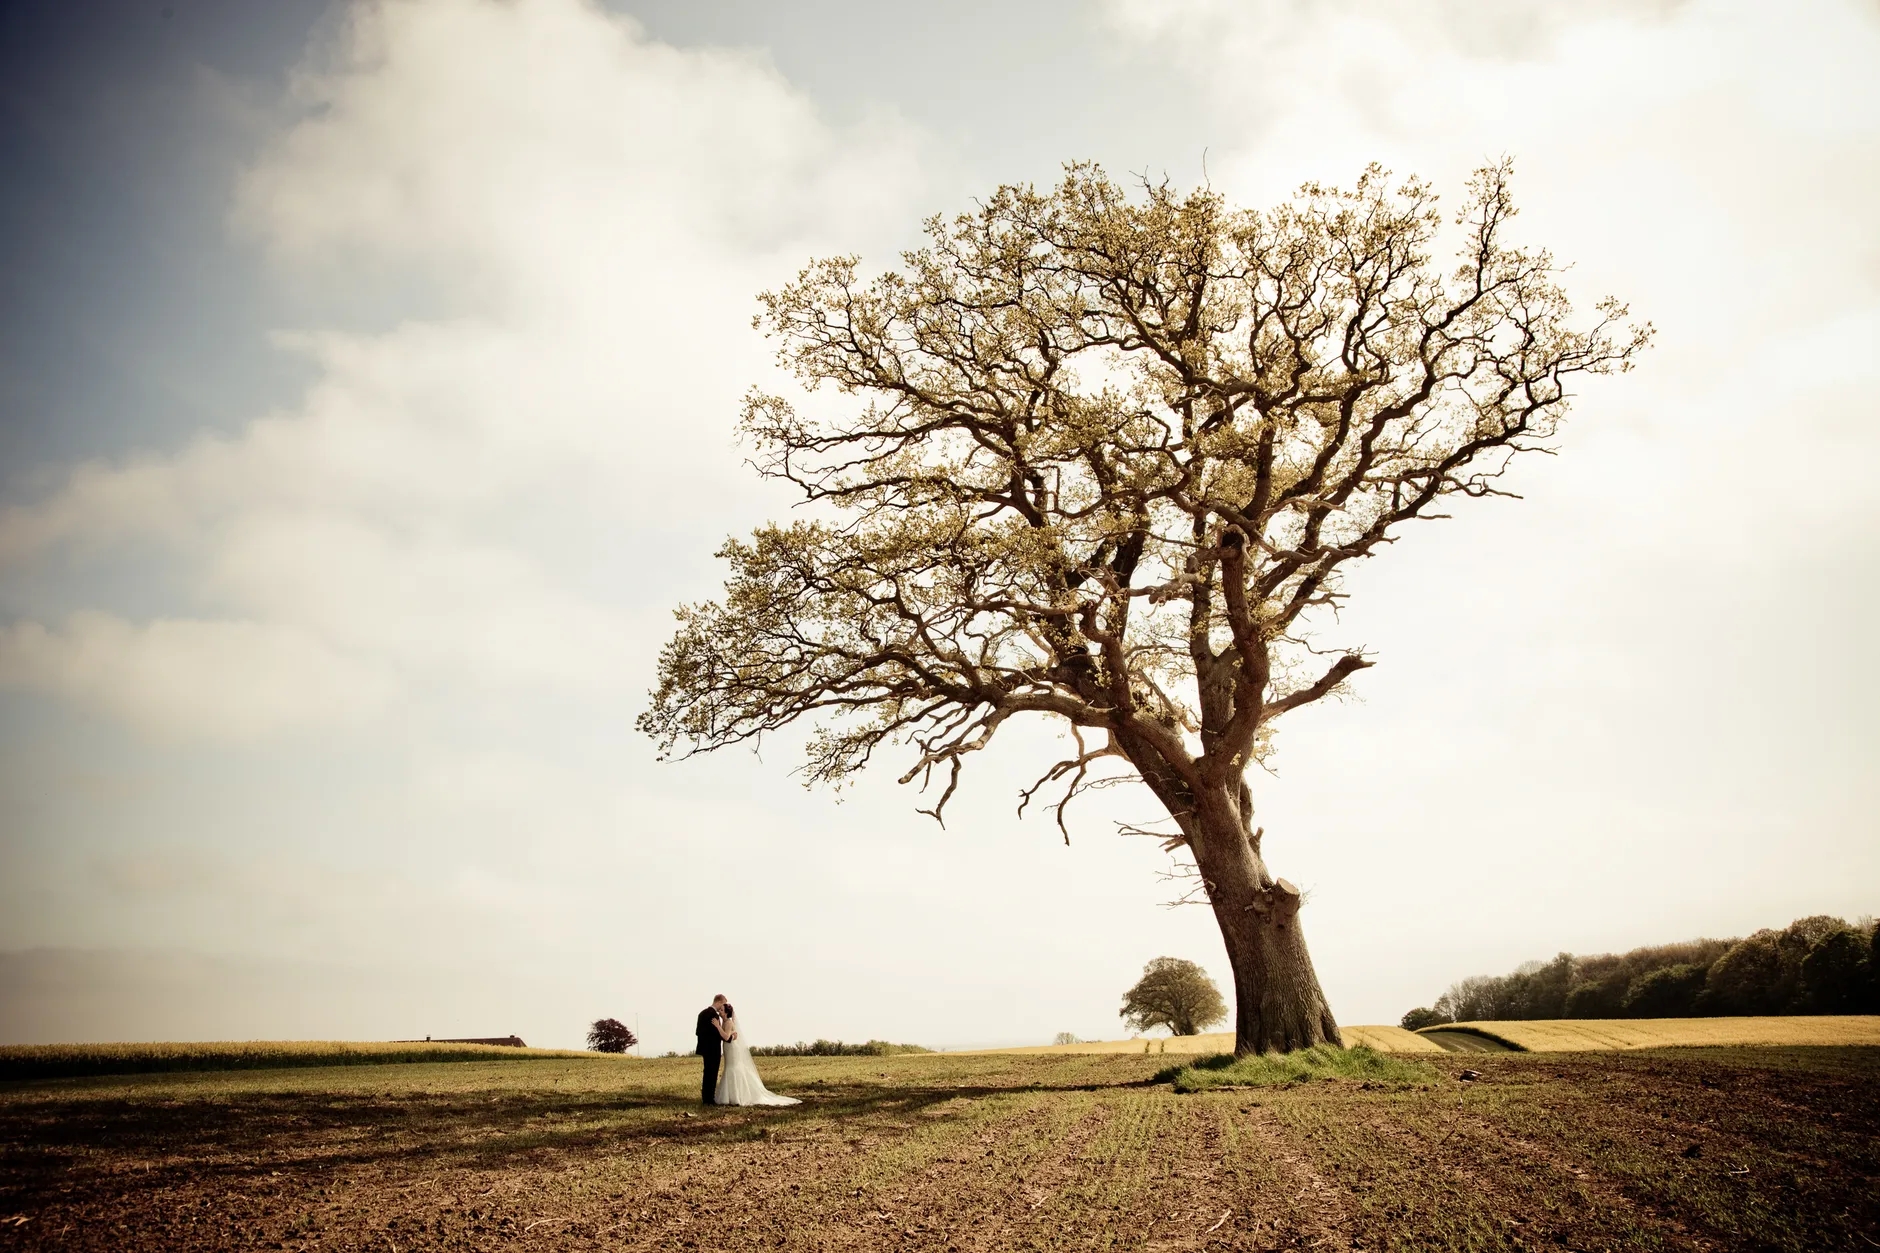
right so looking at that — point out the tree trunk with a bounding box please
[1190,787,1342,1056]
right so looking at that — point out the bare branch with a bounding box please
[642,159,1648,860]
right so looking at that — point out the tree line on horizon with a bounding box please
[750,1039,932,1057]
[1402,915,1877,1028]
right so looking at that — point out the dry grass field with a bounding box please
[0,1040,602,1081]
[1422,1015,1880,1053]
[2,1045,1875,1250]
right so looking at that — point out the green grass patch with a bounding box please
[1156,1044,1438,1093]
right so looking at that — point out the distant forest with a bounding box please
[1403,914,1877,1027]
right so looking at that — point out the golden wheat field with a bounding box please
[0,1039,608,1080]
[984,1017,1880,1056]
[1335,1024,1449,1051]
[1426,1014,1880,1052]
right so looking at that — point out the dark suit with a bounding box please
[695,1006,723,1104]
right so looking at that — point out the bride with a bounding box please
[713,1004,800,1107]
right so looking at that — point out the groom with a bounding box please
[695,994,728,1105]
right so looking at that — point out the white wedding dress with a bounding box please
[714,1021,800,1107]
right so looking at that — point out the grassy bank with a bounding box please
[1156,1044,1439,1093]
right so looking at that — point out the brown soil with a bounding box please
[0,1047,1874,1251]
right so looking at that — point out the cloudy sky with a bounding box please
[0,0,1874,1054]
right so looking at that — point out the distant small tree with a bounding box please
[1621,964,1705,1017]
[1399,1006,1447,1031]
[1700,932,1787,1015]
[586,1018,637,1054]
[1053,1032,1081,1045]
[1564,976,1628,1019]
[1800,928,1870,1013]
[1434,975,1498,1023]
[1782,915,1848,950]
[1870,922,1880,1008]
[1509,954,1576,1019]
[1121,957,1228,1036]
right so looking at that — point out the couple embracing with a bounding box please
[694,994,800,1107]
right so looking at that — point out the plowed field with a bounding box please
[1,1046,1875,1250]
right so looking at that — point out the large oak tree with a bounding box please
[641,163,1648,1055]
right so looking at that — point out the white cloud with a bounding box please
[0,0,931,736]
[1105,0,1880,317]
[237,0,923,288]
[0,613,389,737]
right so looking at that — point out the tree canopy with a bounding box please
[641,161,1647,1054]
[586,1018,637,1054]
[1121,957,1228,1037]
[1397,915,1878,1026]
